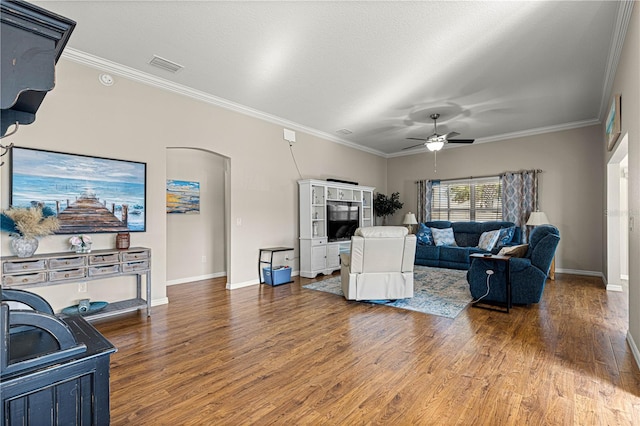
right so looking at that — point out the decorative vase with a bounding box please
[10,236,39,258]
[74,242,92,253]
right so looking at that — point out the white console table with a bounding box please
[1,247,151,320]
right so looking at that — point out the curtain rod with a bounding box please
[415,169,543,184]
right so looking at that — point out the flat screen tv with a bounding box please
[10,146,147,234]
[327,201,359,242]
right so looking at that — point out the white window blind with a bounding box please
[431,176,502,222]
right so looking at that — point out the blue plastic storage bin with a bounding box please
[263,266,292,285]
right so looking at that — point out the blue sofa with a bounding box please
[467,224,560,305]
[414,220,522,270]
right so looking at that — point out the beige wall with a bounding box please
[607,5,640,353]
[0,59,387,310]
[387,124,604,273]
[166,148,226,283]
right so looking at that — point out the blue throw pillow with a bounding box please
[416,223,434,245]
[498,226,516,245]
[431,227,457,246]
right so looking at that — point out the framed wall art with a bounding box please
[606,93,621,151]
[166,179,200,214]
[10,146,147,233]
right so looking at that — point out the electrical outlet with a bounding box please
[78,282,87,292]
[202,255,207,263]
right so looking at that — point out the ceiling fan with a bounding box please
[403,113,475,152]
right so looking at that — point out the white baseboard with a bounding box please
[226,279,259,290]
[606,284,624,292]
[151,297,169,307]
[556,267,602,277]
[627,331,640,370]
[598,271,625,292]
[166,272,227,286]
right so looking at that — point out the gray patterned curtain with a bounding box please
[416,180,433,223]
[501,170,538,243]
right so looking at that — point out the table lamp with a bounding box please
[403,212,418,234]
[526,211,549,226]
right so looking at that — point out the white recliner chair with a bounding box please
[340,226,416,301]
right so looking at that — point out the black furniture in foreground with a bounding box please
[1,289,116,425]
[1,0,76,135]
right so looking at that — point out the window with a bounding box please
[431,176,502,222]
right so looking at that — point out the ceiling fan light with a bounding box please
[426,141,444,151]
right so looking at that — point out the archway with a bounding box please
[165,147,230,285]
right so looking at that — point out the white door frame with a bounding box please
[606,133,629,292]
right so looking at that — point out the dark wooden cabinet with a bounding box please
[0,0,75,134]
[1,306,116,425]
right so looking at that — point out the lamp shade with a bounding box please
[403,212,418,225]
[526,211,549,226]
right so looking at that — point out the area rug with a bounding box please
[303,266,472,318]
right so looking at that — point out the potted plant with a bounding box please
[1,205,60,257]
[373,192,404,225]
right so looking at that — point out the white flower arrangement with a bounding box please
[70,234,92,250]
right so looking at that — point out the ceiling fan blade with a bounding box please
[402,142,427,150]
[406,137,428,141]
[447,139,475,144]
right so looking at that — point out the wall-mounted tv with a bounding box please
[10,146,147,234]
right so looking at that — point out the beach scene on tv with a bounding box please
[10,148,146,234]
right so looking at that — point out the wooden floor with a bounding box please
[94,272,640,425]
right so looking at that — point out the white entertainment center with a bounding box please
[298,179,374,278]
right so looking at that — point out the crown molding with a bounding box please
[386,118,601,158]
[598,0,634,121]
[474,118,601,144]
[61,48,388,158]
[62,48,606,160]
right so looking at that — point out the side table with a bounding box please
[469,253,512,313]
[259,247,294,285]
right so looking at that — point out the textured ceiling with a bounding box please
[34,1,625,156]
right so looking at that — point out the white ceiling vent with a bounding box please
[148,55,184,73]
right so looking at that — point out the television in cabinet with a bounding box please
[326,201,359,242]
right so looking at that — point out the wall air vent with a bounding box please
[148,55,184,73]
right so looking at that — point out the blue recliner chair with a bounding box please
[467,224,560,305]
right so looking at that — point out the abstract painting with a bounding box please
[166,180,200,214]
